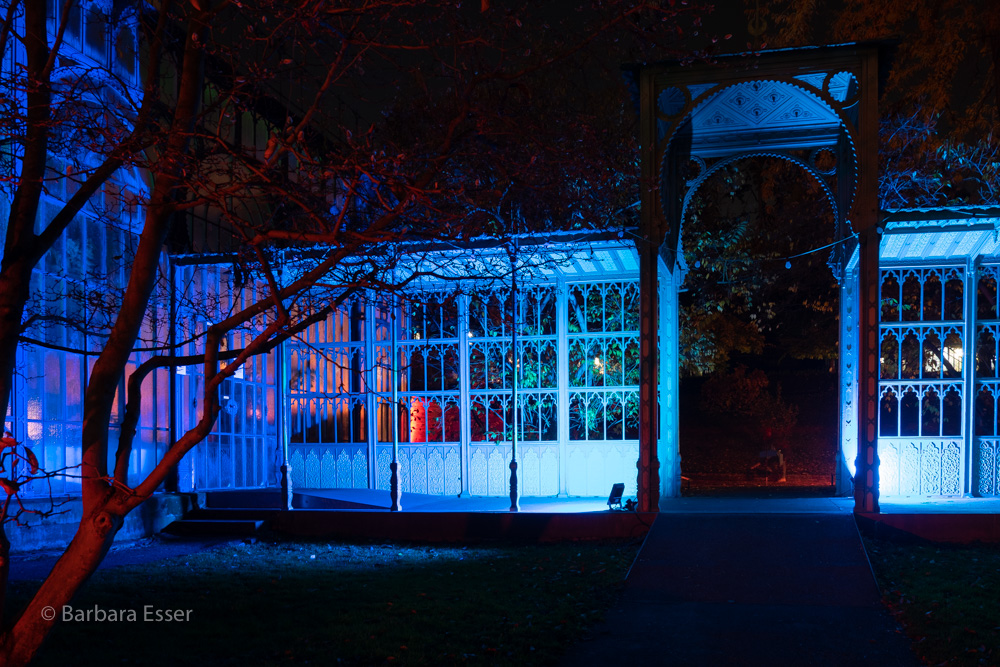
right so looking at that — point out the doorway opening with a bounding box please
[678,155,840,496]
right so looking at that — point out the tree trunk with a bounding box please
[0,264,34,430]
[0,526,10,633]
[0,505,123,667]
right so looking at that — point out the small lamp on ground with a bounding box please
[607,483,625,511]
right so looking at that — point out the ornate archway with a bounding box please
[628,44,885,513]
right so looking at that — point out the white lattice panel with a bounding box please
[466,444,558,496]
[879,439,963,496]
[976,439,1000,496]
[289,445,369,489]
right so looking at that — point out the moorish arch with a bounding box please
[626,44,885,512]
[677,149,841,246]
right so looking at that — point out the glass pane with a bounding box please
[520,344,539,389]
[410,302,425,339]
[900,390,919,436]
[975,390,995,436]
[487,294,506,336]
[540,289,556,336]
[623,284,640,331]
[444,347,459,391]
[520,292,537,336]
[624,340,640,386]
[86,6,106,53]
[978,274,997,320]
[586,288,603,333]
[881,273,900,321]
[540,395,557,440]
[880,333,898,380]
[427,401,443,442]
[487,345,505,390]
[468,347,485,390]
[407,399,425,443]
[605,284,623,332]
[921,389,940,436]
[350,303,364,342]
[445,402,460,442]
[606,394,624,439]
[977,330,996,378]
[407,349,425,392]
[116,27,136,74]
[922,332,941,379]
[606,340,624,386]
[879,390,898,436]
[588,340,605,387]
[898,332,916,378]
[624,392,639,439]
[470,401,487,442]
[569,395,585,440]
[568,340,586,388]
[944,277,963,320]
[540,343,557,388]
[487,399,505,440]
[587,394,604,440]
[443,297,458,337]
[568,287,586,333]
[943,332,963,378]
[923,274,942,320]
[426,296,441,339]
[468,295,485,337]
[520,396,539,441]
[942,388,962,437]
[901,274,920,321]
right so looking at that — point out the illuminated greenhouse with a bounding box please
[8,26,1000,557]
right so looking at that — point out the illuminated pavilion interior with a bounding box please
[840,205,1000,497]
[170,232,663,503]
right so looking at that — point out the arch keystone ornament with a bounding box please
[625,44,887,513]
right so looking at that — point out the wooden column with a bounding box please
[637,240,660,512]
[855,228,880,512]
[854,50,881,514]
[635,65,663,513]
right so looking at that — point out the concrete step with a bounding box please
[203,489,284,509]
[163,519,266,537]
[185,508,277,521]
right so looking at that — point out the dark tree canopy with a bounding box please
[680,156,838,375]
[750,0,1000,207]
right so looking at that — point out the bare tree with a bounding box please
[0,0,707,663]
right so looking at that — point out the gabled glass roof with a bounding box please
[389,231,639,290]
[880,205,1000,262]
[843,206,1000,267]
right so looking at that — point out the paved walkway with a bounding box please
[562,507,919,666]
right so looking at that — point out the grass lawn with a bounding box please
[9,538,640,666]
[862,534,1000,666]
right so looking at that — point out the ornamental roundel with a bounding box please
[657,86,689,119]
[824,71,860,107]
